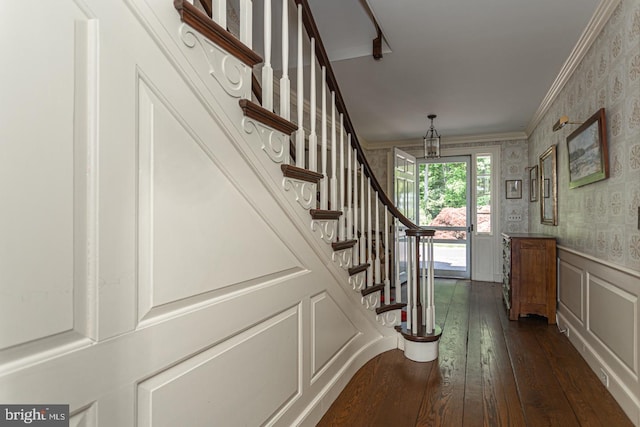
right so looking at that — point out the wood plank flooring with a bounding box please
[317,280,632,427]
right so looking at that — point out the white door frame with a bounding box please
[388,145,501,282]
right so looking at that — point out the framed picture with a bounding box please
[529,165,538,202]
[505,179,522,199]
[566,108,608,189]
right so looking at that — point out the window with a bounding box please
[476,155,491,234]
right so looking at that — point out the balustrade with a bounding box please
[180,0,439,358]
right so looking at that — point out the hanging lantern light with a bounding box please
[423,114,441,159]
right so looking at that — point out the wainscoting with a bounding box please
[557,246,639,425]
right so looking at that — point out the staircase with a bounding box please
[174,0,441,361]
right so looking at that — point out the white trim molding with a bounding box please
[525,0,622,135]
[557,246,640,425]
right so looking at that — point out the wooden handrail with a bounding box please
[294,0,419,230]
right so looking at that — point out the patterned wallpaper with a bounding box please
[501,140,531,234]
[363,138,530,235]
[528,0,640,272]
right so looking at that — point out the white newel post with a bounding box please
[262,0,273,111]
[421,237,428,331]
[308,39,317,172]
[406,232,413,332]
[427,234,435,333]
[295,4,305,168]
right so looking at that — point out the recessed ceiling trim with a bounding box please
[525,0,621,136]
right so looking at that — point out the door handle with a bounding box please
[468,224,474,232]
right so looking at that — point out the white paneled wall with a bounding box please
[557,247,640,425]
[0,1,395,425]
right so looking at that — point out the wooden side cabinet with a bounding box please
[502,233,557,324]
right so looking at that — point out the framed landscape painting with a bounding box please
[566,108,608,189]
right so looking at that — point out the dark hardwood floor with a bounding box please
[317,280,632,427]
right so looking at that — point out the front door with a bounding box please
[419,156,472,279]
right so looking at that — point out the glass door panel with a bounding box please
[419,156,471,279]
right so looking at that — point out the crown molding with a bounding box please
[360,131,528,150]
[525,0,621,136]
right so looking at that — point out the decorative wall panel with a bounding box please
[137,80,302,320]
[311,292,359,376]
[138,307,301,426]
[588,274,637,371]
[0,1,97,350]
[558,260,584,322]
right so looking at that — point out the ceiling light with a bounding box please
[424,114,441,159]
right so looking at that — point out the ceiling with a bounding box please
[306,0,609,146]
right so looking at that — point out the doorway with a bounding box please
[418,156,471,279]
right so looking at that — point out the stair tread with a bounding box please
[348,263,369,276]
[174,1,262,66]
[376,302,407,315]
[310,209,342,220]
[331,239,357,251]
[239,99,298,135]
[281,164,323,183]
[361,284,384,297]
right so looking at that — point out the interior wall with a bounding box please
[527,1,640,423]
[528,0,640,272]
[0,1,396,425]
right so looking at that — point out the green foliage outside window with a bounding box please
[419,162,468,225]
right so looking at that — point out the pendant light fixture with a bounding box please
[424,114,441,158]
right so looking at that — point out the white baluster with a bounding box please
[422,237,427,329]
[262,0,273,111]
[295,4,304,168]
[353,153,359,263]
[320,67,328,210]
[239,0,252,48]
[280,0,290,120]
[346,136,352,240]
[359,165,366,265]
[411,236,420,333]
[213,0,227,29]
[427,235,435,333]
[395,219,402,310]
[339,116,345,241]
[367,179,373,288]
[384,208,390,302]
[406,233,412,332]
[375,194,381,284]
[330,92,337,212]
[308,39,317,172]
